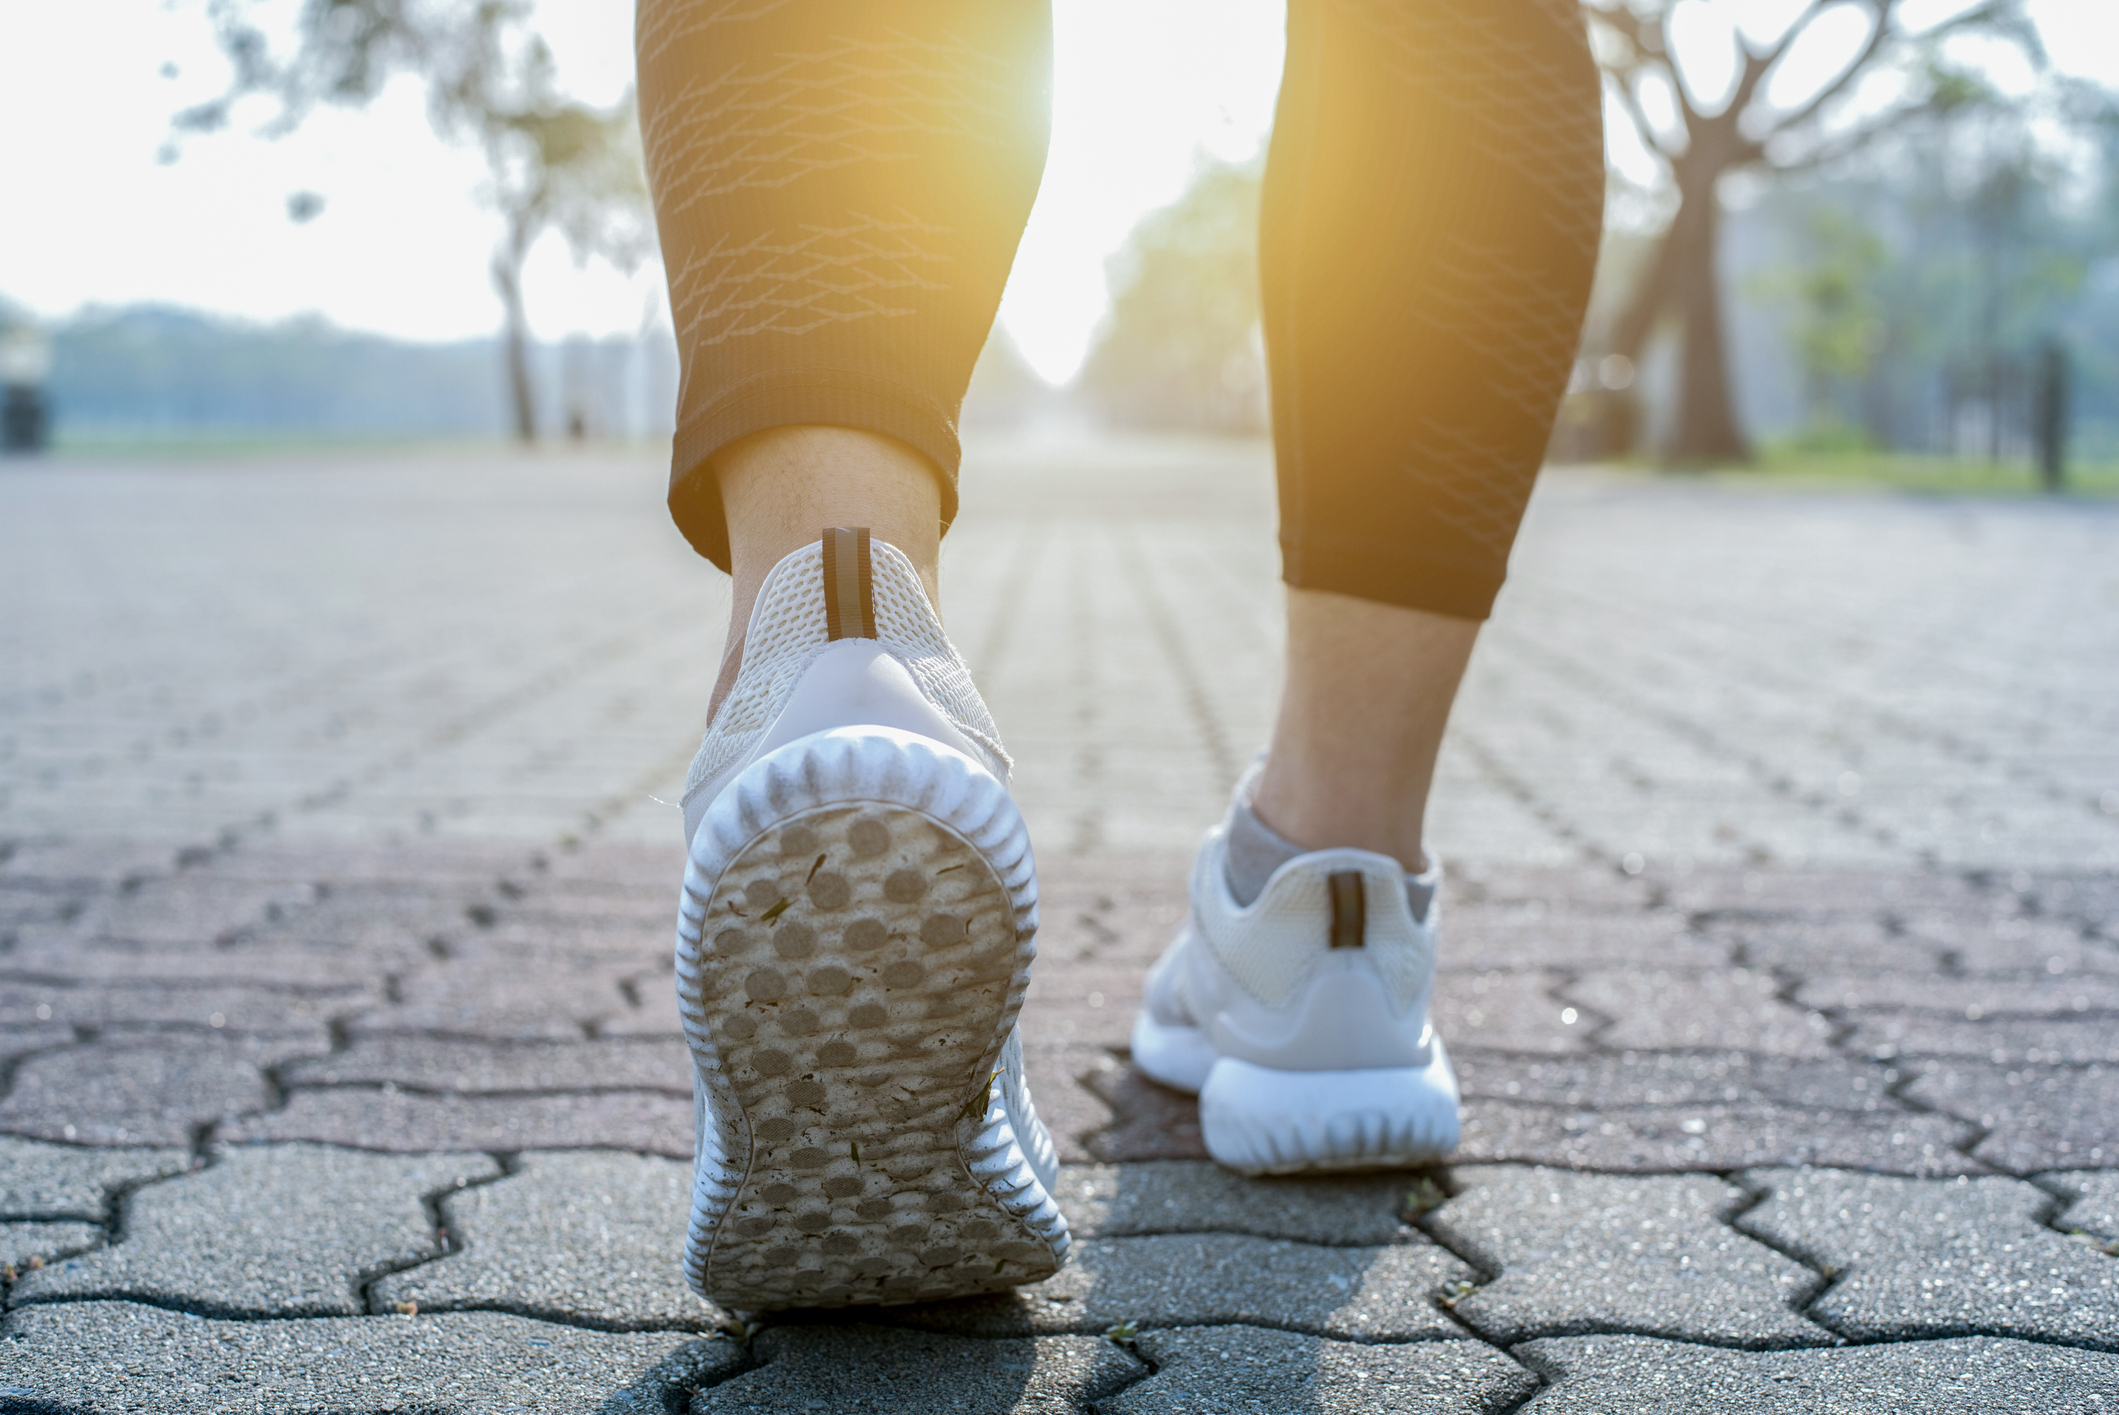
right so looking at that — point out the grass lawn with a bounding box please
[1686,445,2119,497]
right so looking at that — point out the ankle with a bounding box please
[1228,781,1433,915]
[717,427,943,621]
[1248,760,1430,876]
[710,427,945,726]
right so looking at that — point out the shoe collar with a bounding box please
[1195,827,1441,928]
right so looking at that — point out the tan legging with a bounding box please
[637,0,1602,620]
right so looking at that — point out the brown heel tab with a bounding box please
[822,526,876,641]
[1328,871,1366,949]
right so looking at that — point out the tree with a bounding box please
[169,0,652,440]
[1588,0,2043,463]
[1078,160,1268,435]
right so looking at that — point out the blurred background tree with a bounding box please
[168,0,652,441]
[1585,0,2049,464]
[1078,158,1268,435]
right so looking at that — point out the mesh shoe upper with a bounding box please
[1194,830,1442,1014]
[681,536,1010,815]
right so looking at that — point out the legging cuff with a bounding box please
[1281,532,1507,622]
[665,372,963,573]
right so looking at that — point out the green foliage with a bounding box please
[1791,211,1888,390]
[1402,1177,1449,1221]
[1078,159,1266,434]
[1750,207,1888,434]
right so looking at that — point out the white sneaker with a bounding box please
[675,528,1069,1310]
[1131,798,1460,1175]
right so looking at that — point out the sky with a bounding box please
[1,0,2113,385]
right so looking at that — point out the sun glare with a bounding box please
[995,0,1288,386]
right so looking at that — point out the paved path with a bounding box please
[3,438,2119,1411]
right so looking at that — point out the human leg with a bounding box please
[1135,0,1605,1172]
[1247,0,1604,871]
[637,0,1067,1308]
[1248,589,1479,876]
[637,0,1050,714]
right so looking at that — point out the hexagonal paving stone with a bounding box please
[1446,909,1711,971]
[376,1149,720,1329]
[1455,1099,1977,1175]
[1519,1332,2119,1413]
[693,1325,1140,1413]
[1426,1167,1826,1346]
[1078,1057,1207,1163]
[224,1086,693,1156]
[0,1301,741,1414]
[1846,1012,2119,1065]
[0,979,361,1037]
[0,1136,191,1219]
[1735,1167,2119,1345]
[0,1023,78,1067]
[280,1034,690,1093]
[1453,1051,1901,1111]
[0,1220,101,1271]
[1564,968,1833,1055]
[1051,1162,1415,1245]
[0,1036,308,1146]
[1797,972,2119,1016]
[1108,1326,1537,1414]
[1904,1060,2119,1169]
[879,1233,1470,1342]
[2053,1171,2119,1246]
[13,1142,496,1316]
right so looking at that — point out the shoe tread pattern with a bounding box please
[692,802,1058,1308]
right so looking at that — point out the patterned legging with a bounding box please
[637,0,1602,620]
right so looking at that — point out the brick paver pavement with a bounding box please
[3,438,2118,1410]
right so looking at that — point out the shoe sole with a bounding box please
[677,728,1068,1309]
[1135,1013,1460,1175]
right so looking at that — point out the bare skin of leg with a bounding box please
[1250,587,1480,875]
[710,425,943,721]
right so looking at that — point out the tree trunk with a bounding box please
[1665,187,1749,464]
[1611,200,1692,367]
[491,235,537,444]
[1608,120,1754,467]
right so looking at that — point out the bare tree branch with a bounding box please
[1723,44,1777,130]
[1583,1,1668,64]
[1605,72,1682,164]
[1759,0,1835,70]
[1760,8,1896,137]
[1763,0,1939,141]
[1719,0,1836,123]
[1764,98,1938,174]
